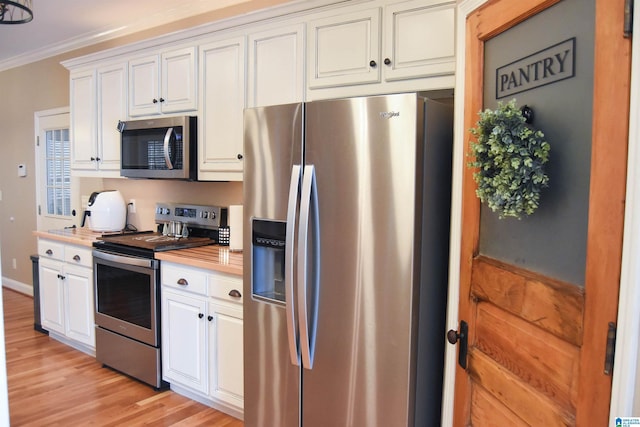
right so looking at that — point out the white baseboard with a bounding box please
[2,278,32,297]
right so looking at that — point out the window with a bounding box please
[45,128,71,216]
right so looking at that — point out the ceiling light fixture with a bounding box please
[0,0,33,24]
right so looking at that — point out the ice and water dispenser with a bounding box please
[252,219,286,304]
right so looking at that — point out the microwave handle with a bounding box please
[163,127,175,170]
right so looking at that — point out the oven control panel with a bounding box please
[155,203,227,229]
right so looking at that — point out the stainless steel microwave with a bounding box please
[119,115,197,180]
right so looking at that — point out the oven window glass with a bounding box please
[121,127,184,170]
[96,264,152,329]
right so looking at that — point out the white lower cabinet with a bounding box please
[38,239,95,353]
[161,262,244,418]
[208,292,244,409]
[163,289,208,393]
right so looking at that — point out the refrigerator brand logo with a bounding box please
[256,237,285,247]
[379,111,400,119]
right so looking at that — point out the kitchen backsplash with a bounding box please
[78,177,243,231]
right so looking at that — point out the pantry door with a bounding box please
[451,0,631,425]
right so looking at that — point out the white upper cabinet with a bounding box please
[247,23,305,108]
[198,36,246,181]
[70,69,97,172]
[383,0,455,81]
[129,46,197,117]
[307,0,455,95]
[96,63,127,172]
[70,62,126,177]
[307,8,381,88]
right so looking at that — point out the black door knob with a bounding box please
[447,329,461,344]
[384,58,391,65]
[369,60,377,67]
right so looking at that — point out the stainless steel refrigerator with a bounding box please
[243,93,453,427]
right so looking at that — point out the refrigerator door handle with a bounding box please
[286,165,302,366]
[298,164,320,370]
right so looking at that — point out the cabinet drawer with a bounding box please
[162,265,207,296]
[38,240,65,261]
[209,274,243,305]
[64,245,93,268]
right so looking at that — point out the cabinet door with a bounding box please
[209,301,244,409]
[39,259,65,335]
[96,63,127,172]
[247,23,305,107]
[162,290,208,394]
[383,0,455,81]
[129,55,160,117]
[198,37,245,181]
[161,46,198,114]
[64,263,95,348]
[70,69,97,171]
[307,8,381,89]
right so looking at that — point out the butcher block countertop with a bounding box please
[33,228,243,276]
[33,228,103,248]
[155,245,243,277]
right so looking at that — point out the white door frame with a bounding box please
[441,1,488,425]
[609,1,640,421]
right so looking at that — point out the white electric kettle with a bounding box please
[81,190,126,232]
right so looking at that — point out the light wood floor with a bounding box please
[3,288,244,426]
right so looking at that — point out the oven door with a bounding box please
[93,249,160,347]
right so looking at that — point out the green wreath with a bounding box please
[469,99,550,219]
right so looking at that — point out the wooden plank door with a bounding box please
[451,0,631,425]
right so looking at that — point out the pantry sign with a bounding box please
[495,37,575,99]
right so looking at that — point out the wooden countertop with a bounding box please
[33,228,103,248]
[155,245,243,277]
[34,228,243,276]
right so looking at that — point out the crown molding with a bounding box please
[0,0,359,72]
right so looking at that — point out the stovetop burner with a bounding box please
[94,231,215,258]
[92,202,226,258]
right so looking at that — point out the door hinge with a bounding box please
[36,135,39,146]
[38,205,41,215]
[625,0,634,38]
[604,322,617,375]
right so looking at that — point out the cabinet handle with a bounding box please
[177,278,188,286]
[207,315,213,322]
[90,157,96,161]
[228,289,242,298]
[159,97,165,103]
[96,157,101,162]
[57,274,65,280]
[369,60,377,68]
[45,249,53,256]
[384,57,391,65]
[198,313,204,319]
[73,255,81,262]
[237,153,243,160]
[153,98,158,104]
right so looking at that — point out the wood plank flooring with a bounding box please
[3,288,244,426]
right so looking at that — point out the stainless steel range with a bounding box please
[92,203,227,389]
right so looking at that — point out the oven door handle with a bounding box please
[93,249,158,269]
